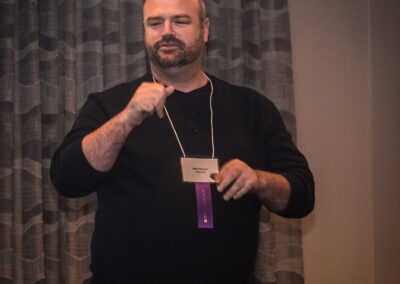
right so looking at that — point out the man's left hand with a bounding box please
[211,159,291,212]
[211,159,262,201]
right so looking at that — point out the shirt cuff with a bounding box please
[275,172,310,218]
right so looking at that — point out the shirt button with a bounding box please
[185,111,196,117]
[191,128,199,135]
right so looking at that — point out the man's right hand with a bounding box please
[121,82,175,128]
[82,82,174,172]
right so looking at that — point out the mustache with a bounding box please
[154,35,185,49]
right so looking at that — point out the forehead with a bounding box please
[143,0,200,19]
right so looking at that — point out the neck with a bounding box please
[150,61,208,93]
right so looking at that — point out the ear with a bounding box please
[202,17,210,43]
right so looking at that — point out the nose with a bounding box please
[161,20,175,36]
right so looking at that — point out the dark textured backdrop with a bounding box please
[0,0,303,283]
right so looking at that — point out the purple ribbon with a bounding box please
[195,183,214,229]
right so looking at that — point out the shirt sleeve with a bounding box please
[261,98,315,218]
[50,94,110,198]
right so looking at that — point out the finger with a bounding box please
[148,85,170,118]
[216,168,239,193]
[135,82,161,98]
[155,97,166,118]
[222,175,246,201]
[165,85,175,96]
[156,107,164,118]
[140,102,156,116]
[131,84,162,106]
[232,182,253,200]
[152,82,166,91]
[138,86,162,118]
[213,161,232,184]
[214,160,240,191]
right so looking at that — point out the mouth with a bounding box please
[157,42,182,53]
[160,45,178,50]
[158,45,179,53]
[160,42,178,47]
[156,39,183,51]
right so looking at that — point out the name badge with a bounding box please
[180,157,219,183]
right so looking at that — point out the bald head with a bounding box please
[143,0,206,23]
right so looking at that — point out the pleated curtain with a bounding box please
[0,0,303,283]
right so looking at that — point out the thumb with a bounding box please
[165,85,175,96]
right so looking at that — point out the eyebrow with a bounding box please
[171,15,192,20]
[146,15,192,22]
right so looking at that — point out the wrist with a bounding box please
[253,171,291,212]
[254,170,268,196]
[117,109,141,132]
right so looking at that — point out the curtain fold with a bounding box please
[0,0,303,283]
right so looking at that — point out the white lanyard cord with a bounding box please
[163,105,186,157]
[152,73,215,158]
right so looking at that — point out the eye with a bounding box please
[173,17,191,26]
[175,20,189,25]
[148,22,161,27]
[147,20,163,27]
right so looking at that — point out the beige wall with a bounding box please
[288,0,400,283]
[370,0,400,283]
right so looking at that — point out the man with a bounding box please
[50,0,314,283]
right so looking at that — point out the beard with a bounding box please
[145,33,204,68]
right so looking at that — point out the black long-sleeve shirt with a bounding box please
[50,73,314,283]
